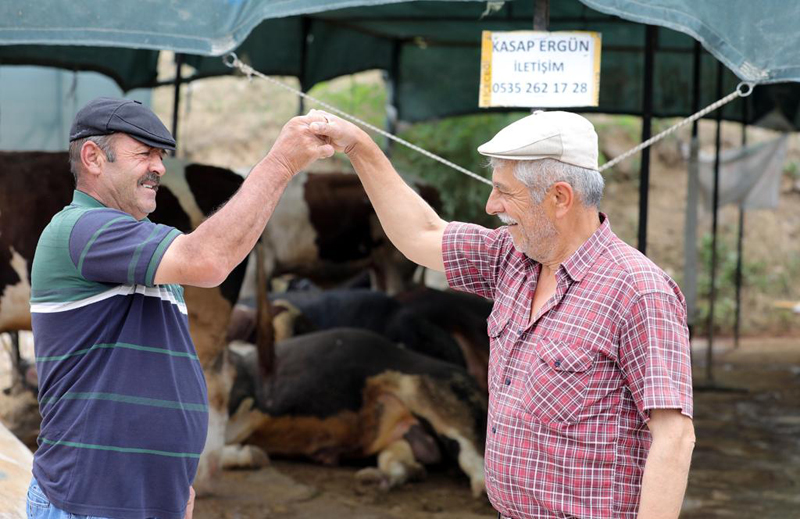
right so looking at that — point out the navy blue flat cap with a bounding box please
[69,97,176,151]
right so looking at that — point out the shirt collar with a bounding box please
[71,190,149,222]
[559,212,612,283]
[72,190,107,209]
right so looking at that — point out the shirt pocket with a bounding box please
[522,337,595,425]
[487,312,512,391]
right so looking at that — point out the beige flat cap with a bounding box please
[478,111,598,170]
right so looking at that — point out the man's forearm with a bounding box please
[347,133,447,271]
[181,156,291,282]
[637,425,694,519]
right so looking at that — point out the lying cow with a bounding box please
[228,286,493,390]
[226,328,487,496]
[395,287,492,391]
[229,288,467,368]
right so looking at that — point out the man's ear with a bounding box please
[550,181,575,218]
[80,141,106,178]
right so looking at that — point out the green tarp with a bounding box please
[1,0,799,127]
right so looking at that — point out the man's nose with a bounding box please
[485,189,501,215]
[152,155,166,176]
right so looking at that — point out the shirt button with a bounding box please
[504,378,511,386]
[554,360,561,367]
[492,426,497,434]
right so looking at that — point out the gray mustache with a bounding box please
[497,213,518,225]
[139,172,160,188]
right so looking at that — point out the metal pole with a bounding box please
[706,60,725,383]
[733,95,749,348]
[384,41,401,157]
[297,17,311,115]
[637,25,657,254]
[533,0,550,30]
[170,53,183,157]
[685,40,702,345]
[529,0,550,114]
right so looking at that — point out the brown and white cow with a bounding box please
[236,169,440,301]
[226,328,487,496]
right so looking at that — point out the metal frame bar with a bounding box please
[637,25,657,254]
[170,53,183,156]
[705,59,725,383]
[733,95,749,348]
[533,0,550,31]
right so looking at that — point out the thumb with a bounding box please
[309,120,335,136]
[319,144,335,158]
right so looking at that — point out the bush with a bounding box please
[694,232,768,333]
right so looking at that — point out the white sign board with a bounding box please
[479,31,601,108]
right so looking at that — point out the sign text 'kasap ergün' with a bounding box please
[480,31,601,108]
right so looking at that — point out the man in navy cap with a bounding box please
[27,98,334,519]
[308,110,695,519]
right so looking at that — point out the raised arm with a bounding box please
[309,111,448,271]
[154,114,334,287]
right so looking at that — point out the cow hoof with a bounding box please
[220,444,270,470]
[355,467,390,491]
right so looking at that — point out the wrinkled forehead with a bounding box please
[490,159,526,190]
[116,133,167,155]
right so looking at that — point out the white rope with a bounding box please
[224,52,754,182]
[223,53,492,186]
[599,82,754,172]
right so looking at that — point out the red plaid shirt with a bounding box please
[443,215,693,519]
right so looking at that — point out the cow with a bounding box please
[395,287,492,391]
[229,288,465,365]
[236,170,441,301]
[226,328,487,496]
[228,286,493,390]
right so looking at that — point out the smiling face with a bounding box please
[485,160,559,263]
[98,133,167,220]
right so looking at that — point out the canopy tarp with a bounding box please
[1,0,799,127]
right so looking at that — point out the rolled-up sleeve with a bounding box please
[442,222,514,300]
[618,290,694,421]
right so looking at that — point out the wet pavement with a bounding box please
[682,337,800,518]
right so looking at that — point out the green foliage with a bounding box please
[783,160,800,180]
[694,233,768,333]
[614,115,642,141]
[394,112,529,227]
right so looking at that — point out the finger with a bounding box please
[319,144,335,158]
[305,109,332,123]
[309,120,335,136]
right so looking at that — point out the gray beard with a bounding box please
[519,204,559,263]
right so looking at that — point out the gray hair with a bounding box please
[68,134,117,183]
[491,157,604,207]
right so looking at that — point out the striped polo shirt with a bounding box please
[30,190,208,519]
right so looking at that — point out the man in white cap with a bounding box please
[310,110,695,519]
